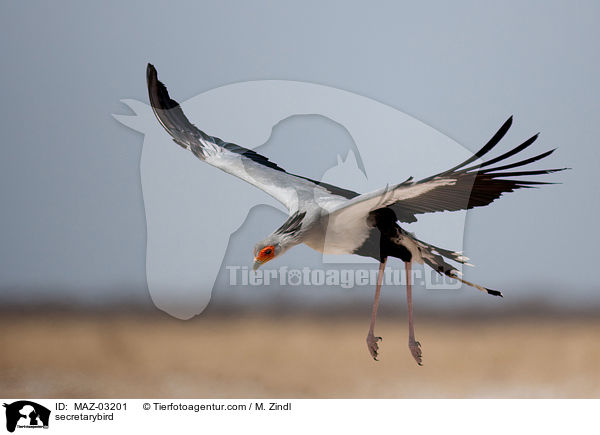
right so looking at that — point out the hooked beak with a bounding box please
[253,258,263,271]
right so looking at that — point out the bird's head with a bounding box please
[253,243,276,271]
[253,234,295,271]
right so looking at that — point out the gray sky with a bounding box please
[0,1,598,310]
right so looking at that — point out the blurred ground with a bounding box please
[1,308,599,398]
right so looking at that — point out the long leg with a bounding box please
[405,261,423,365]
[366,259,386,360]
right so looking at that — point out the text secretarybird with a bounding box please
[146,64,566,365]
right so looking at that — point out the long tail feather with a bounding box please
[409,234,503,297]
[449,274,503,297]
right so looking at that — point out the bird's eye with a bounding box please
[264,249,272,255]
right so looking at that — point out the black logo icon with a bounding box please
[3,401,50,433]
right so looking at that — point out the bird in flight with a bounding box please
[146,64,566,365]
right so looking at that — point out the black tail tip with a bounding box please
[487,288,503,297]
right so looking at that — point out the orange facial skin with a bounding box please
[255,245,275,264]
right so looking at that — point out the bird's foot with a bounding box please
[409,339,423,366]
[366,333,382,361]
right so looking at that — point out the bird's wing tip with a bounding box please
[146,63,157,83]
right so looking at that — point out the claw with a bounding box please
[409,339,423,366]
[366,333,383,361]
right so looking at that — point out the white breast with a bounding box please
[302,212,372,255]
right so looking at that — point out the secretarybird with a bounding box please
[146,64,566,365]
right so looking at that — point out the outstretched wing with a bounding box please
[330,117,568,223]
[146,63,358,213]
